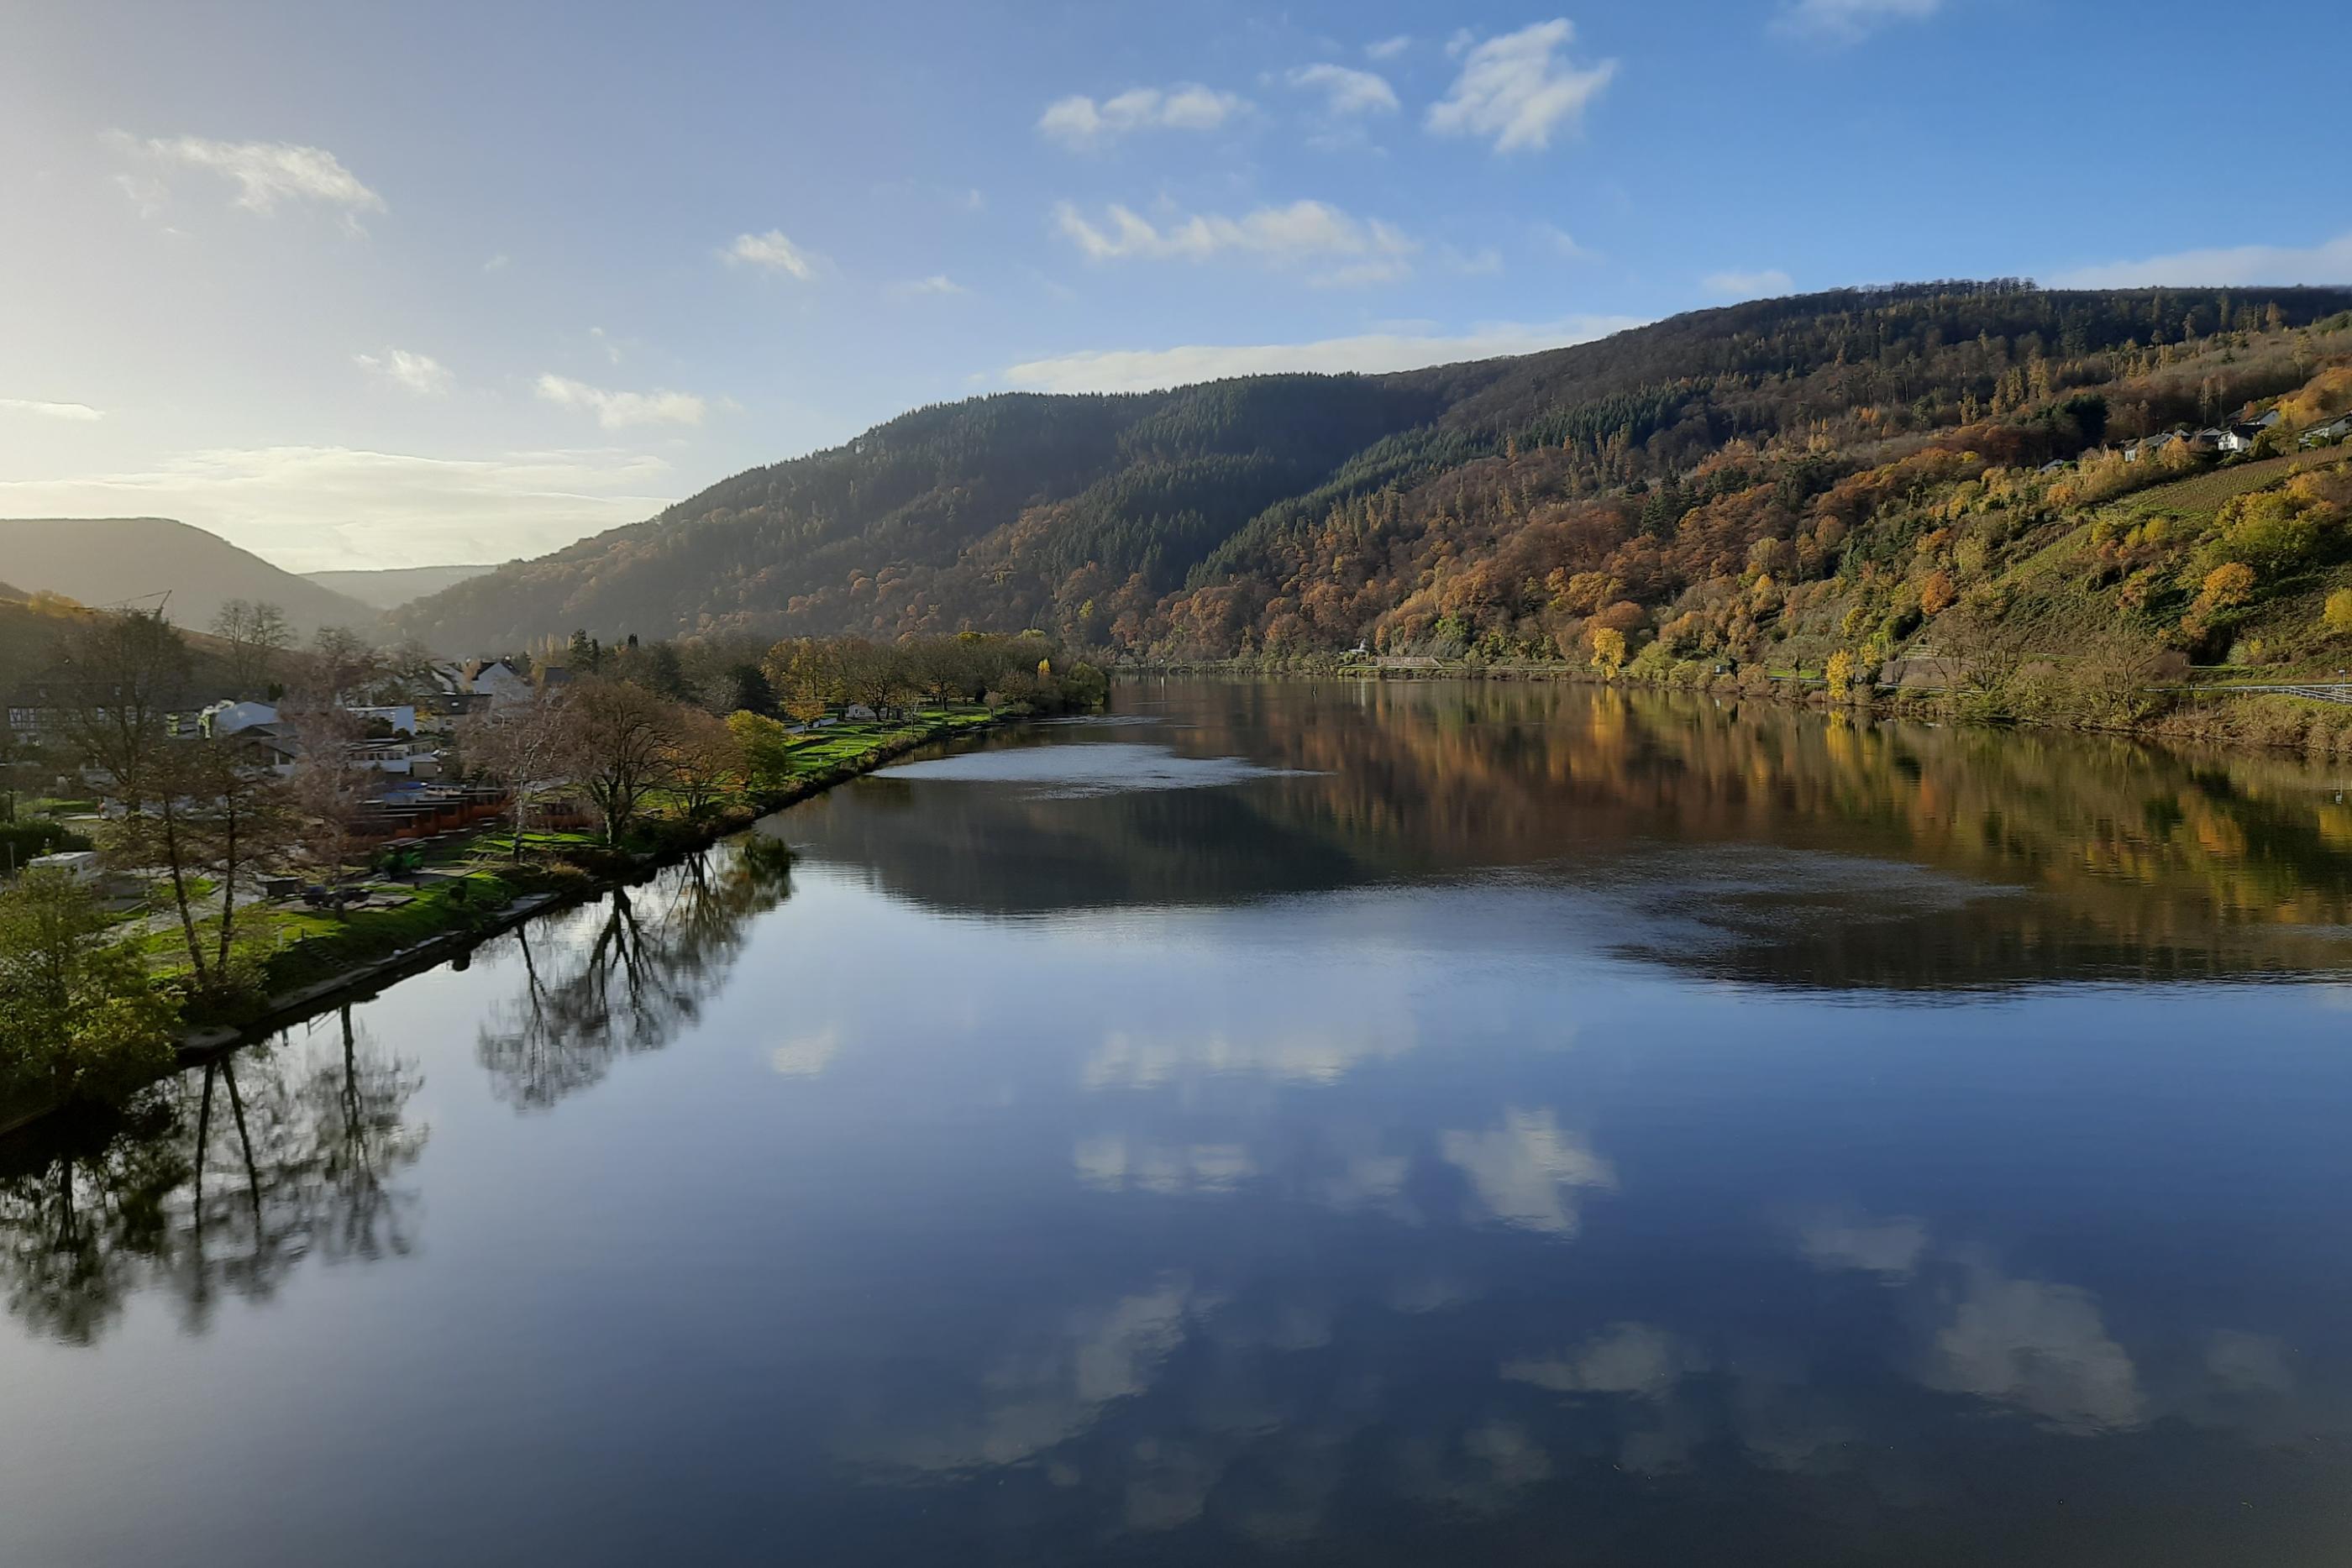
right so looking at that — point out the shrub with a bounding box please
[2326,589,2352,635]
[0,870,177,1108]
[2198,563,2256,611]
[1824,649,1856,700]
[1589,626,1628,677]
[0,820,93,870]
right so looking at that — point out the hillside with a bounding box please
[303,562,496,610]
[0,518,378,637]
[392,284,2352,669]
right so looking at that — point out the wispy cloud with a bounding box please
[1366,34,1413,60]
[0,446,675,572]
[534,374,706,430]
[1003,315,1645,394]
[483,252,511,273]
[354,348,452,396]
[0,397,103,422]
[1441,244,1504,275]
[1538,223,1594,260]
[1703,268,1795,298]
[1037,84,1248,148]
[2046,230,2352,289]
[1774,0,1941,42]
[1426,19,1617,153]
[109,132,384,219]
[893,274,969,296]
[1288,63,1399,116]
[722,228,818,280]
[1053,198,1415,286]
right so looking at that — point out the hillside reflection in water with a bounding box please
[3,679,2349,1568]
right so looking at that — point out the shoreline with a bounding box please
[1117,660,2352,760]
[0,706,1017,1141]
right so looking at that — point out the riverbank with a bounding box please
[1122,658,2352,759]
[0,705,1011,1139]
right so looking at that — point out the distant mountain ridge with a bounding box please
[302,562,496,611]
[389,282,2352,658]
[0,517,378,636]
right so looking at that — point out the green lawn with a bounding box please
[144,702,1006,1014]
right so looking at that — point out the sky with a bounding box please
[2,0,2347,574]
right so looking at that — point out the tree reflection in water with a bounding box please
[0,832,792,1345]
[0,1005,427,1345]
[793,681,2352,989]
[477,833,795,1112]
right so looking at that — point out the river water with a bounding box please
[6,679,2352,1565]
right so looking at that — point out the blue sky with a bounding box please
[2,0,2346,573]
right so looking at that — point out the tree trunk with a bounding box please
[157,797,209,990]
[213,807,240,979]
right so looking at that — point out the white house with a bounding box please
[467,660,534,707]
[27,850,102,884]
[199,699,279,737]
[2301,413,2352,448]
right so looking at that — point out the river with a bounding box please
[5,678,2352,1565]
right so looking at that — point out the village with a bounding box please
[2040,401,2352,475]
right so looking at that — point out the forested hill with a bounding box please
[394,283,2352,663]
[0,517,378,637]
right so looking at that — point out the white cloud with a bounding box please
[1439,1108,1616,1236]
[895,274,969,296]
[1053,198,1415,285]
[2046,230,2352,289]
[1538,223,1593,260]
[1366,34,1413,60]
[0,397,103,422]
[1084,1024,1416,1088]
[770,1028,840,1078]
[112,171,168,218]
[534,374,707,430]
[483,252,511,273]
[1504,1322,1707,1397]
[1004,315,1643,394]
[1442,244,1504,275]
[0,445,675,571]
[1074,1135,1257,1196]
[723,228,818,280]
[1927,1267,2144,1434]
[112,132,385,217]
[1702,268,1796,299]
[1426,19,1618,153]
[1797,1214,1929,1279]
[1288,63,1400,116]
[353,348,452,396]
[589,327,623,364]
[1774,0,1942,43]
[1038,83,1248,147]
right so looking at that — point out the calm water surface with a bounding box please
[7,679,2352,1565]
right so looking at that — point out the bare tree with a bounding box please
[209,600,292,695]
[1936,590,2057,718]
[179,738,301,979]
[557,679,679,843]
[57,609,188,810]
[662,707,746,819]
[59,612,219,977]
[281,696,373,890]
[303,627,384,706]
[459,689,572,858]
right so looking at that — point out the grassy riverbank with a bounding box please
[0,705,1006,1137]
